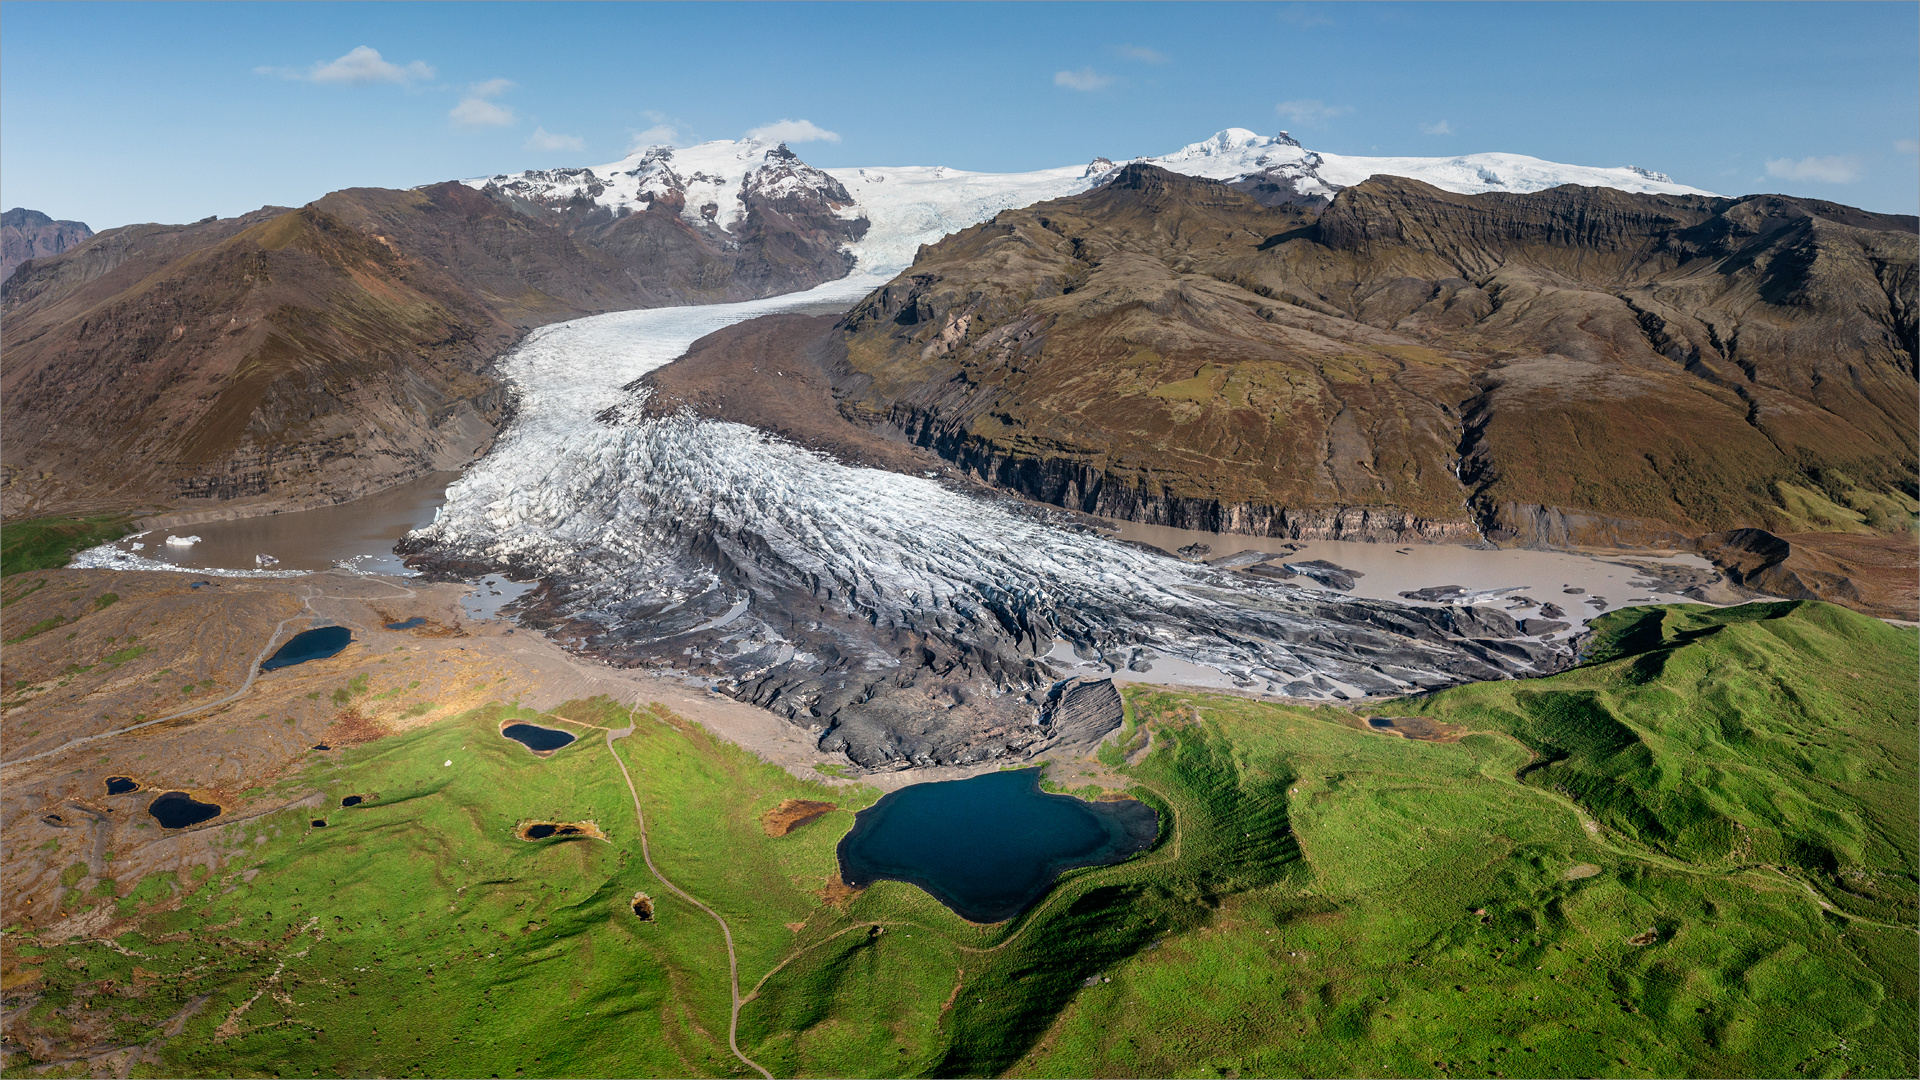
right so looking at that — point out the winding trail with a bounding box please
[590,715,773,1079]
[0,575,418,772]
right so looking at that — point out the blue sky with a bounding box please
[3,1,1915,228]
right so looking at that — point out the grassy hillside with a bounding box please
[0,513,135,577]
[5,601,1912,1077]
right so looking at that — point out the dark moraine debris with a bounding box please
[105,776,139,796]
[147,791,222,829]
[501,723,576,753]
[1285,559,1361,591]
[261,626,352,672]
[384,617,428,630]
[1399,585,1471,602]
[1363,716,1458,742]
[837,768,1159,923]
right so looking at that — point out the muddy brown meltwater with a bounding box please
[1102,519,1726,629]
[98,471,461,574]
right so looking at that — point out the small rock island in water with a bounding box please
[837,768,1159,923]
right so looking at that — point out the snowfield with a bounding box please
[466,127,1715,275]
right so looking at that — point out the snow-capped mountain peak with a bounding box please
[468,136,854,235]
[462,127,1716,275]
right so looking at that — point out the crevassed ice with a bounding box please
[412,278,1541,696]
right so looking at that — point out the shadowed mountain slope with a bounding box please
[1,208,93,282]
[829,165,1917,549]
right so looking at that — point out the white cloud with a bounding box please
[1765,155,1862,184]
[1420,119,1454,135]
[1054,67,1114,91]
[257,46,435,85]
[468,78,515,99]
[1277,5,1333,28]
[526,127,584,152]
[744,118,841,144]
[450,96,516,128]
[631,124,681,149]
[1116,45,1168,64]
[1275,99,1351,126]
[1896,139,1919,154]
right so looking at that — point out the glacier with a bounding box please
[409,275,1569,767]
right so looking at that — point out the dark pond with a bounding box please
[837,768,1159,923]
[520,822,589,840]
[385,617,427,630]
[147,791,222,829]
[341,795,365,807]
[501,723,576,753]
[311,819,327,828]
[105,776,139,795]
[261,626,352,672]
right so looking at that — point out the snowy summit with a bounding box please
[466,127,1716,275]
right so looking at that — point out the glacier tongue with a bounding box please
[410,278,1570,768]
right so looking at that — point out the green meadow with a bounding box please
[4,600,1914,1078]
[0,515,137,579]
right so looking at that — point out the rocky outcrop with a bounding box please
[1693,528,1918,620]
[1,208,92,282]
[829,164,1918,553]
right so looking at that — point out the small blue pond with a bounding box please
[385,617,427,630]
[261,626,352,671]
[501,723,576,753]
[837,768,1159,923]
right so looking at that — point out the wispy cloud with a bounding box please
[526,127,584,152]
[1765,155,1861,184]
[1055,67,1114,91]
[1896,139,1919,154]
[468,78,515,99]
[745,119,841,144]
[1115,45,1168,64]
[1275,99,1351,126]
[1277,4,1333,28]
[256,45,435,85]
[1420,119,1454,135]
[631,124,681,149]
[450,96,516,128]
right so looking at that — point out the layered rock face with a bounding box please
[0,145,866,520]
[1,208,93,282]
[831,165,1918,549]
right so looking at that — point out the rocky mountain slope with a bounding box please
[825,164,1917,550]
[1,208,93,282]
[0,145,867,520]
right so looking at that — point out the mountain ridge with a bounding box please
[806,164,1915,554]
